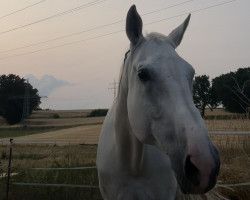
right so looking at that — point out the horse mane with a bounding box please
[117,49,130,98]
[123,50,130,65]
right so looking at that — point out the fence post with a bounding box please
[6,138,13,200]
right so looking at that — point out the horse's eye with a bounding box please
[138,69,150,82]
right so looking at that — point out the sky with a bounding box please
[0,0,249,110]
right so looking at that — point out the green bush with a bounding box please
[52,114,60,119]
[87,109,108,117]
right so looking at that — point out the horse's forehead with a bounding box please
[138,38,177,60]
[131,38,194,75]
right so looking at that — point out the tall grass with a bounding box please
[210,134,250,200]
[205,119,250,131]
[0,135,250,200]
[204,108,250,131]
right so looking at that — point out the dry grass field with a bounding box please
[210,134,250,199]
[0,108,249,145]
[30,109,92,119]
[9,124,102,145]
[0,109,105,144]
[0,134,249,200]
[205,109,241,116]
[205,119,250,131]
[0,109,104,128]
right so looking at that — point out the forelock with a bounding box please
[146,32,175,47]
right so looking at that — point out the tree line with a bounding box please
[0,67,249,125]
[193,67,250,117]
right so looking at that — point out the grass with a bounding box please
[210,134,250,200]
[0,135,249,200]
[205,119,250,131]
[0,127,72,139]
[205,108,245,116]
[204,108,250,131]
[30,109,92,119]
[0,144,101,200]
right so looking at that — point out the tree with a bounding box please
[87,109,108,117]
[193,75,218,118]
[212,67,250,113]
[0,74,41,125]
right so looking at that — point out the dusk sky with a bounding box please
[0,0,249,110]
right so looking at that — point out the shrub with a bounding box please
[87,109,108,117]
[52,114,60,119]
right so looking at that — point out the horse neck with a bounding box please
[114,79,144,175]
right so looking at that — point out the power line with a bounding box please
[0,0,47,20]
[0,0,236,61]
[142,0,194,16]
[0,30,125,60]
[145,0,236,26]
[0,0,107,36]
[0,0,194,54]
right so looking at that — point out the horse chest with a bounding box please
[98,142,178,200]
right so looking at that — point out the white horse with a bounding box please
[97,5,221,200]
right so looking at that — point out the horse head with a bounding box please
[124,5,220,194]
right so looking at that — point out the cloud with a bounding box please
[25,74,71,96]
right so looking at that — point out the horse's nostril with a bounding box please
[185,155,200,186]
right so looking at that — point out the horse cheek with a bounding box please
[127,94,151,142]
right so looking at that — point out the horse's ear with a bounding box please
[168,14,191,48]
[126,5,143,46]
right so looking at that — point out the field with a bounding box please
[0,109,250,199]
[204,109,250,131]
[0,110,105,145]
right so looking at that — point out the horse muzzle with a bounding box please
[179,144,220,194]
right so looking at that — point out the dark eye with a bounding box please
[138,68,150,82]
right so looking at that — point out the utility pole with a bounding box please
[21,80,30,128]
[6,138,13,200]
[109,79,119,101]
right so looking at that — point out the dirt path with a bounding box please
[1,124,102,145]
